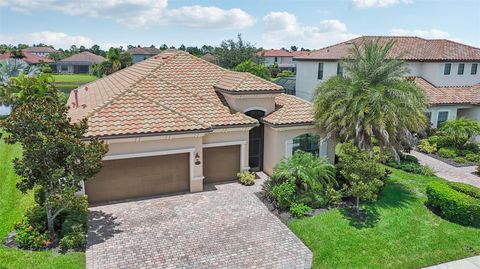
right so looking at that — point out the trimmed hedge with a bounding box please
[448,181,480,199]
[426,181,480,227]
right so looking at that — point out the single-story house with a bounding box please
[23,46,58,58]
[0,51,54,65]
[55,51,105,74]
[68,50,334,204]
[126,47,161,64]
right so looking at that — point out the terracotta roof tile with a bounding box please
[296,36,480,61]
[126,47,161,55]
[0,51,54,64]
[263,94,315,126]
[214,71,283,93]
[60,51,105,64]
[414,77,480,105]
[256,49,293,57]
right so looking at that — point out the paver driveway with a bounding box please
[86,175,312,269]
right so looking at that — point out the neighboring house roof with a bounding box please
[414,77,480,105]
[0,51,54,64]
[290,51,310,57]
[200,53,216,63]
[257,49,293,57]
[126,47,161,55]
[59,51,105,64]
[23,47,58,53]
[295,36,480,61]
[67,50,312,138]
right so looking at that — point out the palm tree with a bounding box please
[313,38,428,161]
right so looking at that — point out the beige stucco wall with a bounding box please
[263,125,335,176]
[222,93,277,114]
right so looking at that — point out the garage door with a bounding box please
[203,145,240,183]
[86,153,189,203]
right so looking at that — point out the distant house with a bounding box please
[0,51,54,65]
[200,53,217,63]
[127,47,161,63]
[23,47,58,58]
[55,51,105,74]
[256,49,309,73]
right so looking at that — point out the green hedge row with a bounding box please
[426,181,480,227]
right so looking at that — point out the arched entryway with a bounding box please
[245,110,265,171]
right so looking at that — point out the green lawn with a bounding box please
[51,74,97,94]
[289,168,480,269]
[0,139,84,269]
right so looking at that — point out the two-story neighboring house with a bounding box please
[23,46,58,58]
[126,47,161,64]
[257,49,308,73]
[294,36,480,128]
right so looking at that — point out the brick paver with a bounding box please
[411,151,480,187]
[86,174,312,269]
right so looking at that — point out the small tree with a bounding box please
[439,118,480,148]
[234,59,271,79]
[214,34,257,69]
[1,76,107,235]
[337,142,385,213]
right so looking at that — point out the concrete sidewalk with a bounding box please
[424,256,480,269]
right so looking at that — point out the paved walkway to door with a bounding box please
[411,151,480,187]
[86,174,312,269]
[424,255,480,269]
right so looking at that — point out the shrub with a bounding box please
[418,139,437,154]
[61,196,88,237]
[237,171,255,186]
[420,165,435,176]
[271,182,296,210]
[453,157,468,164]
[439,118,480,148]
[438,148,457,159]
[325,186,343,205]
[15,218,50,249]
[466,153,480,162]
[265,151,337,210]
[449,181,480,199]
[289,203,312,218]
[25,205,46,230]
[337,142,386,212]
[464,143,480,153]
[426,180,480,227]
[59,232,86,251]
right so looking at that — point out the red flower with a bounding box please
[28,225,33,231]
[45,240,52,247]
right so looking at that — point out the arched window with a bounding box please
[292,134,320,156]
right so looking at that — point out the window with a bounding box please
[472,63,478,75]
[274,57,278,62]
[437,111,449,128]
[317,63,324,80]
[61,65,68,72]
[444,63,451,75]
[458,63,465,75]
[293,134,320,156]
[337,63,344,76]
[425,111,432,121]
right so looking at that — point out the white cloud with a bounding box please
[0,31,122,49]
[0,0,255,29]
[352,0,412,8]
[390,28,450,39]
[261,12,357,49]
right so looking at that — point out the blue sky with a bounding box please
[0,0,479,50]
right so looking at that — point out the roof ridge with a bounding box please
[82,51,183,120]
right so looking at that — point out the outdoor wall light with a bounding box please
[195,153,201,165]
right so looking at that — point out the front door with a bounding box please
[245,110,265,171]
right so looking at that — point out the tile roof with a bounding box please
[23,47,58,53]
[0,51,54,64]
[68,50,312,138]
[296,36,480,61]
[59,51,105,64]
[126,47,161,55]
[414,77,480,105]
[290,51,310,57]
[263,94,315,126]
[214,71,283,93]
[257,49,293,57]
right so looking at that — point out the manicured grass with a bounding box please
[289,168,480,269]
[0,139,84,269]
[52,74,97,93]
